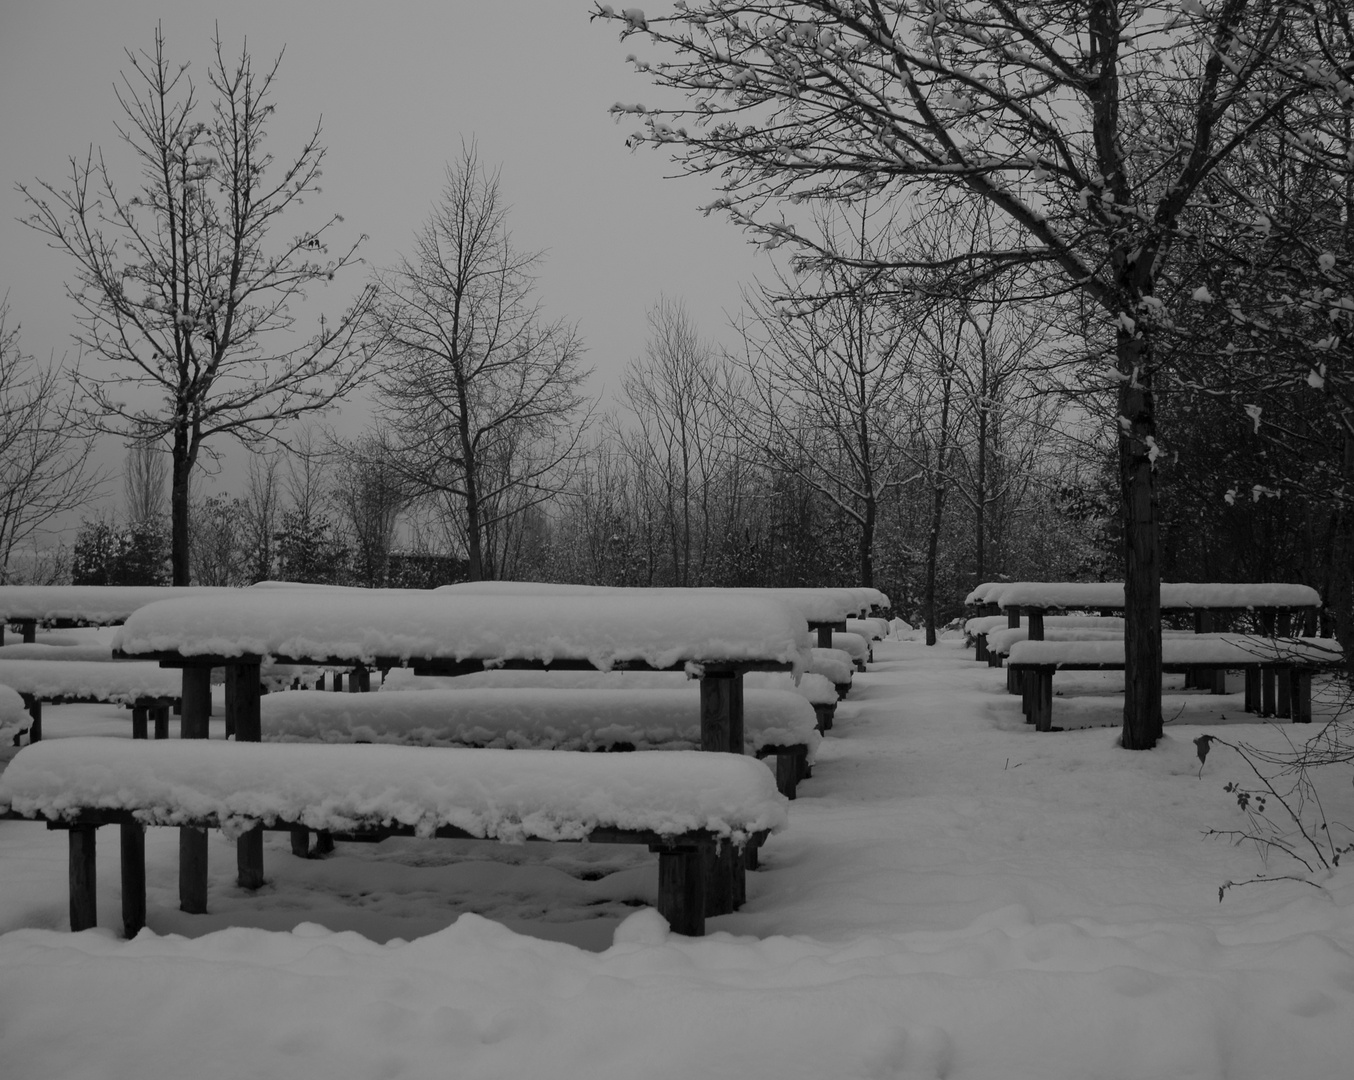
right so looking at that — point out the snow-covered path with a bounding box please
[2,637,1351,1078]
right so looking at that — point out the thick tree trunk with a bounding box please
[170,427,193,587]
[1117,331,1162,749]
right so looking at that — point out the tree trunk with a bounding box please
[170,426,193,587]
[1117,331,1162,749]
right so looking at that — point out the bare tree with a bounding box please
[332,435,414,588]
[616,298,742,586]
[239,449,281,583]
[20,26,375,584]
[123,421,168,526]
[0,302,101,583]
[597,0,1349,749]
[734,204,916,588]
[368,143,593,580]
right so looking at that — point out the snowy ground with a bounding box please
[2,637,1352,1079]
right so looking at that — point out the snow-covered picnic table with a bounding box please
[0,737,788,937]
[98,586,811,930]
[0,585,239,643]
[1005,635,1343,730]
[967,580,1321,617]
[437,581,875,647]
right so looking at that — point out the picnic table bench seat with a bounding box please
[381,668,844,734]
[261,687,820,798]
[808,648,854,697]
[0,737,787,938]
[966,615,1126,663]
[0,659,182,742]
[1006,636,1341,731]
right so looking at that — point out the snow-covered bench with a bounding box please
[0,585,239,644]
[0,737,788,938]
[383,667,844,734]
[965,615,1125,664]
[1005,636,1342,731]
[808,648,854,698]
[0,659,182,742]
[261,687,821,799]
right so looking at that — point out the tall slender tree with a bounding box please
[21,27,374,583]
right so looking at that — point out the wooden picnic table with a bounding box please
[109,586,810,921]
[0,585,239,644]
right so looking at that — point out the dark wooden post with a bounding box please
[350,665,371,692]
[179,666,212,914]
[290,827,311,858]
[132,704,148,740]
[655,844,706,936]
[227,663,265,890]
[1022,610,1044,717]
[815,624,833,649]
[69,824,98,931]
[1244,667,1260,713]
[1293,671,1312,723]
[120,821,146,938]
[1276,612,1293,718]
[21,619,36,644]
[698,670,745,916]
[153,706,170,739]
[1260,611,1277,717]
[1005,606,1021,693]
[331,671,344,692]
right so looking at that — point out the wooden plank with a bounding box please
[69,825,98,931]
[120,821,146,938]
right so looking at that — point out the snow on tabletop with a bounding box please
[984,626,1144,655]
[0,642,116,661]
[112,591,810,673]
[998,581,1322,610]
[846,617,888,641]
[829,631,869,662]
[0,659,181,702]
[1007,635,1342,667]
[0,585,238,624]
[807,648,854,686]
[963,581,1010,605]
[848,586,891,611]
[262,688,819,758]
[438,581,866,625]
[0,738,789,841]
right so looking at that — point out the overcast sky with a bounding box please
[0,1,767,501]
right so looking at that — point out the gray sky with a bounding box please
[0,1,765,501]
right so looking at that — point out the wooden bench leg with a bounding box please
[1292,671,1312,723]
[68,824,98,931]
[1277,665,1292,718]
[1031,668,1054,732]
[21,618,36,644]
[120,821,146,938]
[1210,669,1227,696]
[1244,667,1260,713]
[153,706,170,739]
[237,826,265,890]
[313,831,335,856]
[655,845,706,936]
[290,827,311,858]
[179,826,209,914]
[1261,668,1277,717]
[814,703,833,731]
[773,751,799,799]
[132,705,148,740]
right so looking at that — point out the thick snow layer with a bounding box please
[0,659,181,702]
[0,642,117,661]
[847,586,891,612]
[963,580,1011,605]
[997,581,1322,611]
[1,640,1352,1079]
[390,668,839,710]
[965,614,1126,636]
[1007,635,1342,667]
[261,688,820,757]
[744,671,838,707]
[983,626,1178,656]
[830,631,869,662]
[807,648,854,687]
[0,738,789,842]
[438,581,868,625]
[113,591,810,674]
[846,617,889,641]
[0,585,238,624]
